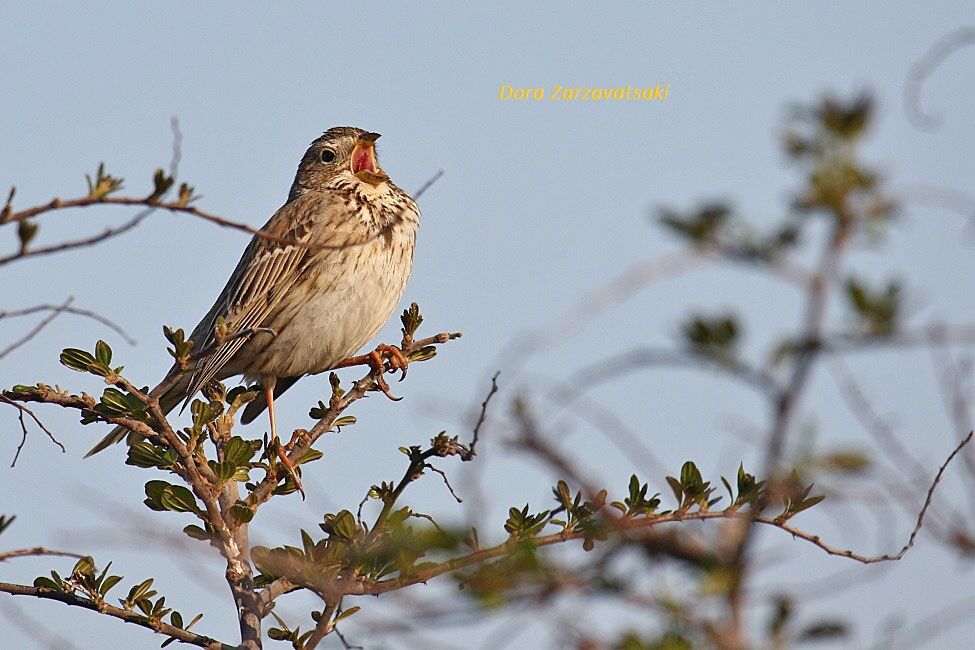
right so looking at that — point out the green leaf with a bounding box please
[798,620,848,641]
[17,219,38,248]
[658,203,729,247]
[176,182,196,208]
[85,162,124,200]
[267,628,291,641]
[161,484,199,513]
[183,525,210,541]
[230,504,254,524]
[98,387,143,416]
[33,576,62,591]
[127,441,176,469]
[144,480,169,511]
[407,346,437,363]
[334,606,360,623]
[721,476,735,503]
[94,340,112,366]
[224,436,259,467]
[680,462,702,489]
[791,494,825,515]
[126,578,154,605]
[210,460,237,482]
[60,348,96,373]
[295,448,324,465]
[71,556,95,579]
[145,480,199,514]
[148,168,175,202]
[400,302,423,336]
[100,574,124,596]
[333,510,358,540]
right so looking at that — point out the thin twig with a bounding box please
[0,547,87,562]
[413,170,445,199]
[891,431,973,561]
[469,371,500,458]
[0,581,233,649]
[0,300,135,345]
[905,27,975,131]
[1,395,65,466]
[0,205,156,266]
[427,464,463,503]
[0,297,72,360]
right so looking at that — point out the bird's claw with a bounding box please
[368,347,405,400]
[376,343,409,381]
[270,438,305,499]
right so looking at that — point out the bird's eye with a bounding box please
[320,148,336,163]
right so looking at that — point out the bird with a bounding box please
[85,127,420,493]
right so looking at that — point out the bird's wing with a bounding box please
[181,196,322,403]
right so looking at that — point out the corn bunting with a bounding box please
[86,127,420,490]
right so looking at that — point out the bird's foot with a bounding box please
[375,344,409,381]
[284,428,310,452]
[367,347,405,401]
[270,439,305,499]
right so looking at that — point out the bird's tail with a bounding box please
[84,371,190,458]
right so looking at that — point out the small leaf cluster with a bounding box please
[82,387,149,426]
[18,217,38,251]
[266,607,360,648]
[144,480,201,515]
[266,610,314,648]
[659,203,729,248]
[610,475,661,518]
[400,302,423,342]
[549,481,607,550]
[60,340,122,378]
[85,163,124,200]
[0,186,15,221]
[32,557,201,639]
[399,302,439,362]
[253,506,460,594]
[786,94,894,231]
[666,462,720,512]
[253,522,361,592]
[175,182,197,208]
[845,277,901,338]
[209,435,261,483]
[163,326,194,367]
[774,472,826,523]
[504,504,550,540]
[0,514,15,536]
[767,594,848,646]
[659,202,799,263]
[720,464,765,510]
[147,168,174,202]
[682,314,739,363]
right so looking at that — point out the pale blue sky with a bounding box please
[2,3,975,648]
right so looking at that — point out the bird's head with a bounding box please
[289,127,390,200]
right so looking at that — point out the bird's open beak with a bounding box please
[351,132,388,186]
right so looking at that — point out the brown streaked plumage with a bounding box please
[86,127,420,473]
